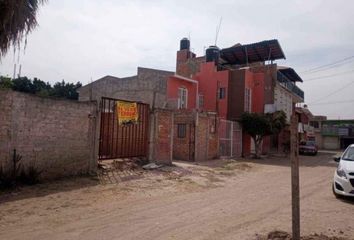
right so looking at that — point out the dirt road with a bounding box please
[0,153,353,240]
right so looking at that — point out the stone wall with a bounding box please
[0,90,98,180]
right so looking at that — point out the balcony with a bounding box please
[277,71,304,100]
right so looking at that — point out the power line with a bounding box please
[308,79,354,104]
[303,69,354,82]
[308,99,354,106]
[300,55,354,74]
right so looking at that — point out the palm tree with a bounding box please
[0,0,46,58]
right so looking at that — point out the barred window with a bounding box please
[199,94,204,108]
[244,88,252,112]
[219,87,226,99]
[177,124,187,138]
[178,87,188,109]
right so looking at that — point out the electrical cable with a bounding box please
[308,79,354,104]
[308,99,354,105]
[303,69,354,82]
[300,55,354,74]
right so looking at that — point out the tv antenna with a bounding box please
[214,17,223,46]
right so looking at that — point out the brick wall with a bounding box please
[172,111,218,162]
[173,111,196,161]
[151,109,173,165]
[0,90,98,180]
[195,113,218,161]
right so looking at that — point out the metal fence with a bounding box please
[99,97,150,160]
[218,119,242,158]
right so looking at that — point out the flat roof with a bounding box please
[220,39,286,65]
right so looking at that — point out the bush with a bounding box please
[0,150,42,189]
[0,165,15,189]
[19,164,42,185]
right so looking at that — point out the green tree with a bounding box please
[12,76,33,93]
[239,111,287,158]
[0,76,13,89]
[51,80,82,100]
[0,75,81,100]
[32,77,51,93]
[0,0,46,58]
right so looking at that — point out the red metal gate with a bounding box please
[99,97,149,160]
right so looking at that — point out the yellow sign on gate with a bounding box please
[116,101,138,125]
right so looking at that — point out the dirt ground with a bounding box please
[0,153,353,240]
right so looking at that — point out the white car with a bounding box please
[333,144,354,198]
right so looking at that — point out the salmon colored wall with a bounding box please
[243,69,273,155]
[167,76,197,109]
[194,62,229,119]
[252,72,266,113]
[242,132,251,157]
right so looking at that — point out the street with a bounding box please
[0,153,353,240]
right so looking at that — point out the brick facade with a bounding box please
[151,109,174,165]
[173,111,196,161]
[173,110,218,161]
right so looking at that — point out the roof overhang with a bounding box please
[172,74,198,84]
[220,39,286,65]
[278,67,303,82]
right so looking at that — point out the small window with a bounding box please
[177,124,187,138]
[178,87,188,109]
[218,87,226,99]
[199,94,204,108]
[210,118,216,134]
[244,88,252,112]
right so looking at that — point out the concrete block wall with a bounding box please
[78,67,173,109]
[0,90,98,180]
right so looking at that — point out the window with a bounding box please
[177,124,187,138]
[244,88,252,112]
[218,87,226,99]
[310,121,319,129]
[209,117,216,133]
[198,94,204,108]
[178,87,188,109]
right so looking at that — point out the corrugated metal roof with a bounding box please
[220,39,286,65]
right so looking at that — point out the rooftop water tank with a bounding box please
[180,38,190,50]
[206,46,220,64]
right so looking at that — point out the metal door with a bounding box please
[99,97,149,160]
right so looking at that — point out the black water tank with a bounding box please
[180,38,190,50]
[206,46,220,64]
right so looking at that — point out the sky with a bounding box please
[1,0,354,119]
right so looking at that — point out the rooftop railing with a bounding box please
[277,71,304,100]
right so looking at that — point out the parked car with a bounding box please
[299,141,318,155]
[332,144,354,198]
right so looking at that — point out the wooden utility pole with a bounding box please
[290,113,300,240]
